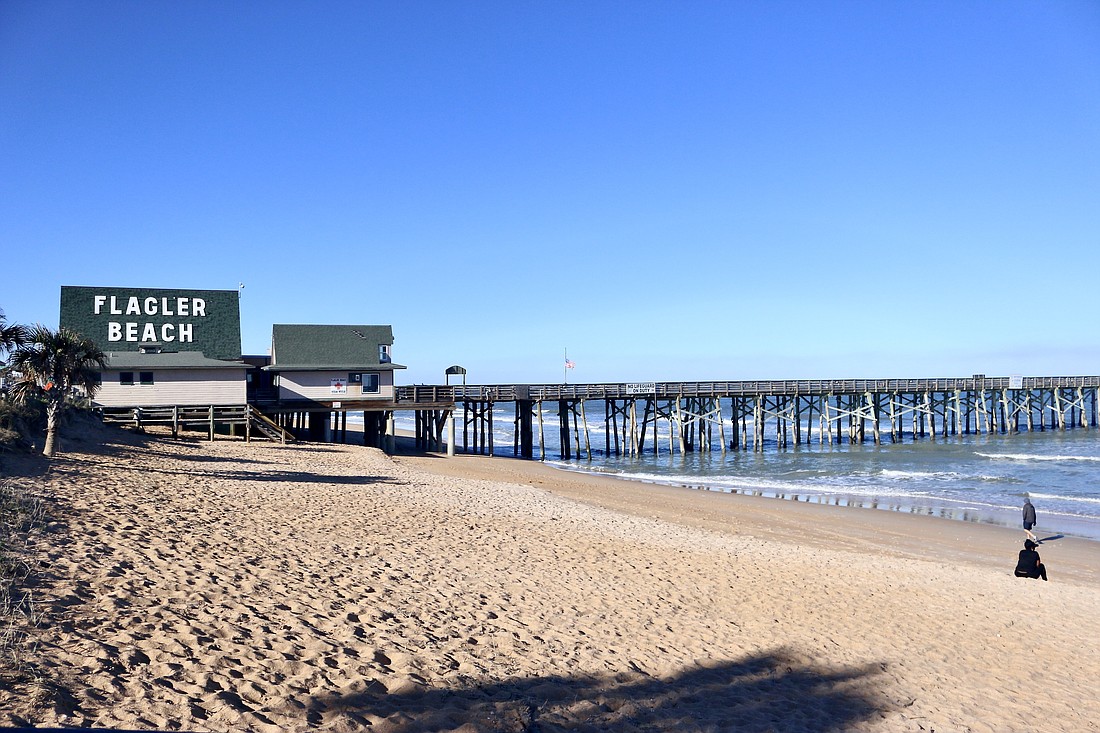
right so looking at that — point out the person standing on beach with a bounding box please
[1014,539,1048,581]
[1023,497,1038,542]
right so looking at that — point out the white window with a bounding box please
[350,372,380,393]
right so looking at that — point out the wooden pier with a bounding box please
[429,376,1100,459]
[108,376,1100,459]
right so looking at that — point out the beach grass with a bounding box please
[0,477,46,686]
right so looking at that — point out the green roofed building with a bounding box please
[54,287,437,446]
[265,324,406,403]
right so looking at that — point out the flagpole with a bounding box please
[564,348,568,385]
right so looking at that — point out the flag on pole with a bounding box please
[565,359,575,369]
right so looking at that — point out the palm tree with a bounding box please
[0,309,27,361]
[9,326,107,457]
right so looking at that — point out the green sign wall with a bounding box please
[59,286,242,361]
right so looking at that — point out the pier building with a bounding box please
[256,324,407,443]
[58,285,446,445]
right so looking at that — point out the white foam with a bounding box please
[977,452,1100,462]
[879,469,960,480]
[1029,492,1100,506]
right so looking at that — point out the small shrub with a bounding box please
[0,397,44,453]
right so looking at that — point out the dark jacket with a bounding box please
[1023,501,1036,525]
[1015,549,1042,576]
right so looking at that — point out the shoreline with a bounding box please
[394,445,1100,587]
[380,422,1100,543]
[546,460,1100,542]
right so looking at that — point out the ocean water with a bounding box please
[390,403,1100,542]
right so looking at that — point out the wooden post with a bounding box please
[757,397,764,448]
[579,400,592,459]
[802,396,812,446]
[791,396,800,446]
[512,406,520,455]
[831,396,840,442]
[751,398,760,451]
[719,397,727,453]
[677,399,687,455]
[665,400,674,455]
[990,387,998,433]
[488,401,495,456]
[605,401,613,456]
[888,393,898,442]
[461,402,469,453]
[447,410,455,456]
[777,398,786,449]
[558,400,570,459]
[537,400,545,460]
[868,393,880,444]
[641,399,654,456]
[729,397,739,450]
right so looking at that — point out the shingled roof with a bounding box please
[103,351,247,370]
[267,325,405,371]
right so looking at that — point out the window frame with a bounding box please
[348,372,380,393]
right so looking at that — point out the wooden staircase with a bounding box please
[248,405,296,443]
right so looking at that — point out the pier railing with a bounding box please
[399,375,1100,404]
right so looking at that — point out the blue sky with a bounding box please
[2,1,1098,385]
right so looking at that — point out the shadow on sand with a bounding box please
[310,648,892,733]
[44,452,400,487]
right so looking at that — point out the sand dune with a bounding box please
[2,428,1098,732]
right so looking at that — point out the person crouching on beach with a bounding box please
[1023,497,1037,542]
[1014,539,1048,581]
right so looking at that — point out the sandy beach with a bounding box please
[2,425,1099,732]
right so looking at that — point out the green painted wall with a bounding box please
[59,286,242,360]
